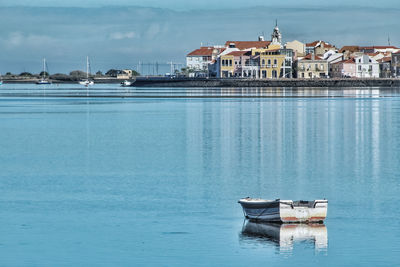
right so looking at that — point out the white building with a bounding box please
[186,46,225,72]
[354,55,379,78]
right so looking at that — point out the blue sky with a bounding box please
[0,1,399,74]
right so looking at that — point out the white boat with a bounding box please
[36,58,51,85]
[120,80,133,87]
[79,56,94,86]
[241,221,328,251]
[238,198,328,223]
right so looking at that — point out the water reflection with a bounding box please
[240,221,328,254]
[1,84,400,97]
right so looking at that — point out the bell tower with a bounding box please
[271,20,282,47]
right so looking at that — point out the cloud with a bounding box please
[2,32,58,49]
[109,31,138,40]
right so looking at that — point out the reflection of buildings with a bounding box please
[240,221,328,252]
[184,88,389,213]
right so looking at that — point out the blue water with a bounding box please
[1,84,400,266]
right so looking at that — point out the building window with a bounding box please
[274,59,277,65]
[359,65,361,71]
[229,60,232,66]
[262,70,267,78]
[268,59,271,66]
[302,73,305,78]
[321,64,324,70]
[262,59,265,66]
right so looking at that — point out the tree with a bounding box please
[69,70,87,78]
[105,69,121,77]
[39,71,49,77]
[5,72,12,76]
[50,73,70,80]
[19,72,33,77]
[96,71,103,76]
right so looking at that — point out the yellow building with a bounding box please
[252,48,285,78]
[220,54,235,77]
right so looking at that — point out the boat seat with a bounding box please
[292,200,315,208]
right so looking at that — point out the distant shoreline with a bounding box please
[2,77,400,87]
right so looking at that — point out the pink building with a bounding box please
[331,58,356,78]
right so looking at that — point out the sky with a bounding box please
[0,0,399,74]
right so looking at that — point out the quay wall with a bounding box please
[133,78,400,88]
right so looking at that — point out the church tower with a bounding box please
[271,20,282,47]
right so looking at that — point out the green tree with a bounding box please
[39,71,49,77]
[69,70,87,78]
[19,72,33,77]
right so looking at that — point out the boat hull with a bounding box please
[239,198,328,223]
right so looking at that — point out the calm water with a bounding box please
[1,84,400,266]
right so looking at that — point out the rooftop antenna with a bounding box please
[388,35,391,46]
[275,19,278,27]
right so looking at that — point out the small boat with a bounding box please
[238,198,328,223]
[241,221,328,251]
[36,58,51,85]
[79,56,94,86]
[120,80,133,87]
[79,80,94,87]
[36,79,51,85]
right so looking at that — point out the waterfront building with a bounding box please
[251,48,285,78]
[227,51,260,78]
[331,58,356,78]
[354,54,379,78]
[285,40,305,58]
[297,54,329,78]
[117,69,134,79]
[279,48,294,78]
[339,46,361,59]
[306,40,337,56]
[392,52,400,77]
[219,53,235,78]
[186,46,225,75]
[378,57,392,78]
[324,52,344,77]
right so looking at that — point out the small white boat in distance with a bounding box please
[36,58,51,85]
[120,80,133,87]
[79,80,94,86]
[238,198,328,223]
[79,56,94,87]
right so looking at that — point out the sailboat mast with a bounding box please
[86,56,89,80]
[43,58,46,79]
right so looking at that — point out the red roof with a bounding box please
[227,51,251,56]
[339,46,360,53]
[225,41,271,50]
[301,54,323,60]
[378,57,392,63]
[334,58,356,64]
[306,40,334,48]
[360,46,399,50]
[187,47,215,56]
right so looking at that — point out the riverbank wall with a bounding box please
[133,77,400,88]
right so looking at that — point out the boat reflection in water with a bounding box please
[240,221,328,254]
